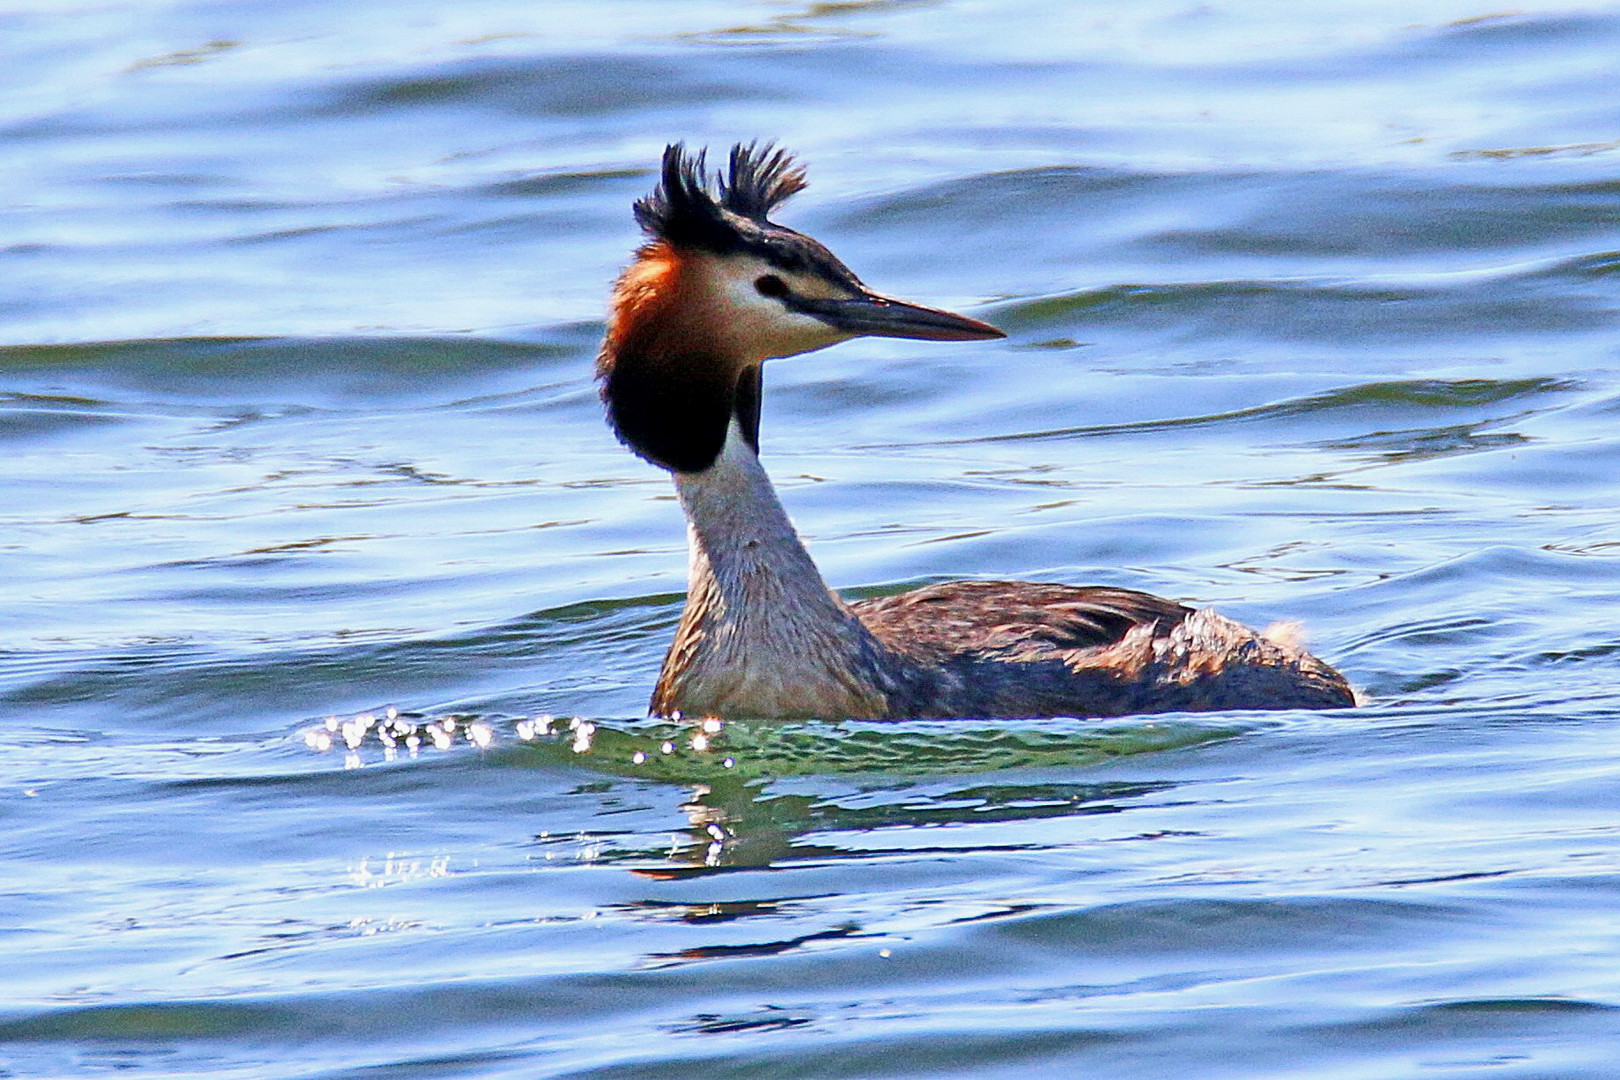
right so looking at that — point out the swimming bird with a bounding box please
[598,143,1354,719]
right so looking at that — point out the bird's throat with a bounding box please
[651,423,891,719]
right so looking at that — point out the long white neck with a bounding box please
[674,423,835,613]
[651,423,891,719]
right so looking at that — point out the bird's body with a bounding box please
[600,143,1354,720]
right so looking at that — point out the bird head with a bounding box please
[599,143,1003,472]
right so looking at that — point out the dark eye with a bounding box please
[754,274,789,299]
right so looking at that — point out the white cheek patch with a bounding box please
[713,266,851,359]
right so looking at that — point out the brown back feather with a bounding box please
[851,581,1191,662]
[849,582,1351,718]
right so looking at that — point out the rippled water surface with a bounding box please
[5,1,1620,1076]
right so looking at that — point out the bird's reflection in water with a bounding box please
[525,711,1250,877]
[652,776,839,874]
[643,768,1184,877]
[587,733,1202,971]
[301,708,1251,878]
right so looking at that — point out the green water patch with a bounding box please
[0,335,586,405]
[1309,420,1531,465]
[1302,996,1620,1046]
[0,390,150,440]
[290,709,1258,787]
[985,895,1468,956]
[930,376,1576,446]
[481,713,1259,785]
[481,166,647,199]
[478,714,1251,874]
[992,276,1617,344]
[316,53,782,118]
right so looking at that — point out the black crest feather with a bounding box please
[633,142,807,251]
[721,142,808,218]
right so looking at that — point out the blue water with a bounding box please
[5,1,1620,1076]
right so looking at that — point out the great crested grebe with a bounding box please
[598,142,1355,720]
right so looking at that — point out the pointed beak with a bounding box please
[789,290,1005,342]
